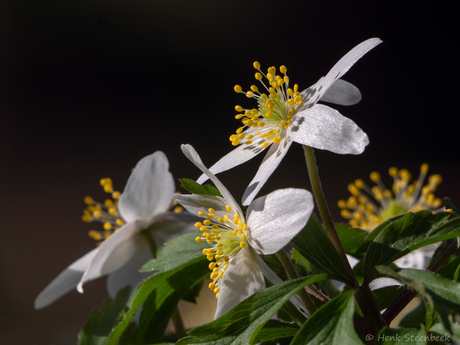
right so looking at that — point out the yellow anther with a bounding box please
[400,169,411,181]
[235,105,243,112]
[84,196,94,205]
[203,219,211,226]
[208,263,216,270]
[370,171,380,182]
[232,138,240,146]
[429,174,442,185]
[89,230,102,240]
[389,167,398,177]
[234,85,242,93]
[112,191,120,199]
[338,200,347,208]
[195,237,203,243]
[253,61,261,69]
[215,293,219,299]
[341,210,352,219]
[104,199,114,207]
[93,210,102,218]
[280,65,287,73]
[198,211,206,216]
[240,241,247,249]
[420,163,429,173]
[348,183,359,196]
[264,111,272,118]
[195,222,202,228]
[108,207,117,215]
[261,142,269,148]
[103,184,113,193]
[116,218,124,225]
[268,66,276,75]
[250,85,258,92]
[103,222,112,231]
[355,179,365,189]
[255,72,262,80]
[226,205,232,212]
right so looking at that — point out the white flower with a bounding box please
[198,38,382,206]
[35,151,196,309]
[175,144,314,319]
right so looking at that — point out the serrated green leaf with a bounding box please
[178,274,328,345]
[290,290,363,345]
[78,287,131,345]
[376,326,427,345]
[107,259,210,345]
[291,214,354,285]
[180,178,223,197]
[141,231,212,272]
[334,224,370,257]
[363,211,456,283]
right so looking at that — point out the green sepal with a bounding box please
[180,178,222,197]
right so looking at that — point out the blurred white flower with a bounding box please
[35,151,196,309]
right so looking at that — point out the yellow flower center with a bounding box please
[194,204,247,299]
[338,164,443,231]
[230,62,303,149]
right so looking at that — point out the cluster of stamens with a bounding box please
[338,164,443,231]
[194,204,247,299]
[82,178,124,245]
[230,62,303,149]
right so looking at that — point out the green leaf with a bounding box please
[78,287,131,345]
[364,214,406,242]
[372,285,407,311]
[398,299,426,329]
[334,224,370,257]
[290,290,363,345]
[443,197,460,218]
[141,231,212,272]
[437,255,460,282]
[291,214,354,285]
[253,320,299,343]
[107,258,210,345]
[180,178,223,197]
[177,274,328,345]
[376,326,427,345]
[430,323,460,343]
[363,211,455,283]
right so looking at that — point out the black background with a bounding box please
[0,1,458,343]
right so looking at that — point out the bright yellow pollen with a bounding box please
[234,85,242,93]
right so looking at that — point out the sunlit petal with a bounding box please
[319,79,362,106]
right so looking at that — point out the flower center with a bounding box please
[194,204,247,299]
[82,177,124,245]
[338,164,443,231]
[230,62,303,149]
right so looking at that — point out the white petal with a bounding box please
[290,104,369,154]
[34,248,98,309]
[242,138,292,206]
[119,151,174,224]
[247,189,314,255]
[174,194,236,224]
[106,240,152,298]
[150,216,198,247]
[196,143,266,184]
[77,222,142,293]
[252,252,309,317]
[181,145,241,218]
[215,247,265,319]
[319,79,362,106]
[310,38,382,102]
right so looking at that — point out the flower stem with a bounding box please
[302,146,357,285]
[276,249,317,315]
[141,228,187,339]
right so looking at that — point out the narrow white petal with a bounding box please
[106,240,152,298]
[242,139,292,206]
[247,189,313,255]
[181,145,241,218]
[312,38,382,102]
[197,143,265,184]
[252,253,309,317]
[34,248,98,309]
[215,247,265,319]
[290,104,369,154]
[77,222,142,293]
[319,79,362,106]
[174,194,236,224]
[119,151,174,224]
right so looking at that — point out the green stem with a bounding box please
[276,250,317,315]
[302,146,357,285]
[140,228,187,338]
[302,145,386,334]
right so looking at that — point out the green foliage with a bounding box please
[290,291,363,344]
[78,287,131,345]
[334,224,370,258]
[376,326,427,345]
[443,198,460,218]
[180,178,223,197]
[291,214,355,285]
[141,230,212,273]
[177,275,327,345]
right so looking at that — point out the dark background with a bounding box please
[0,1,458,344]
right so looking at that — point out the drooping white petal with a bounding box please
[252,251,309,317]
[242,138,293,206]
[311,38,382,102]
[319,79,362,106]
[196,142,266,184]
[77,222,142,293]
[290,104,369,154]
[34,248,98,309]
[214,247,265,319]
[106,239,152,298]
[247,189,313,255]
[118,151,174,224]
[181,144,241,218]
[174,194,236,223]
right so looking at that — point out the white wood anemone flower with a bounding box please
[35,151,197,309]
[198,38,382,206]
[175,144,314,319]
